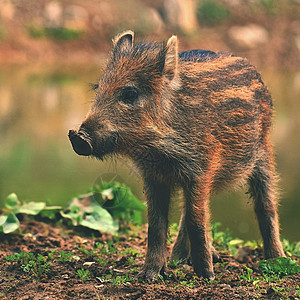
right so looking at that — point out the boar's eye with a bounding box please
[90,83,99,91]
[120,86,139,105]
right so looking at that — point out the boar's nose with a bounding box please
[68,129,93,156]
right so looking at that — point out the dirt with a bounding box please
[0,218,299,300]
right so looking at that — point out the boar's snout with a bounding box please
[68,129,93,156]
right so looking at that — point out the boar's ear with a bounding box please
[112,30,134,53]
[162,35,178,80]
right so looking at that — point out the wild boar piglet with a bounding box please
[69,31,285,281]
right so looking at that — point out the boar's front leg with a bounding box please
[138,179,171,281]
[184,179,215,280]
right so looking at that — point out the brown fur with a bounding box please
[69,31,285,281]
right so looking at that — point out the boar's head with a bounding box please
[69,31,180,161]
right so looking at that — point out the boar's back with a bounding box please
[179,49,219,62]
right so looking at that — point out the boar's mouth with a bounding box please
[68,129,93,156]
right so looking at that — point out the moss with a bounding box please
[197,0,230,26]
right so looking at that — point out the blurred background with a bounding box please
[0,0,299,241]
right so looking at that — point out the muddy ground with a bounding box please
[0,218,299,300]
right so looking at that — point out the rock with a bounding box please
[162,0,198,33]
[43,86,59,111]
[104,1,165,36]
[92,2,114,30]
[293,72,300,92]
[44,1,63,28]
[144,8,165,34]
[295,35,300,52]
[132,7,165,35]
[0,87,12,118]
[0,0,15,20]
[228,24,269,49]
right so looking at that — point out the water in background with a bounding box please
[0,64,299,241]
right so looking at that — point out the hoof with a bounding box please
[194,267,215,280]
[137,266,164,283]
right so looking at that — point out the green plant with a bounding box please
[97,257,109,266]
[174,269,186,280]
[281,239,300,257]
[244,240,261,249]
[120,247,140,257]
[0,212,19,234]
[94,290,101,300]
[240,265,260,286]
[210,222,243,255]
[111,273,133,285]
[296,285,300,297]
[78,247,96,256]
[197,0,230,26]
[168,258,185,269]
[106,240,117,254]
[127,256,135,265]
[92,182,146,225]
[60,193,119,235]
[95,240,118,255]
[58,250,74,262]
[28,26,83,41]
[211,222,231,245]
[157,274,165,284]
[129,266,139,273]
[47,249,56,261]
[5,251,51,281]
[61,182,145,234]
[180,280,196,288]
[77,268,90,281]
[258,257,300,281]
[0,193,61,234]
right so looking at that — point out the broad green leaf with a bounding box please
[81,206,118,235]
[44,206,62,210]
[228,239,244,246]
[63,181,145,231]
[96,182,146,225]
[61,195,118,233]
[244,241,259,248]
[0,215,7,226]
[5,193,20,209]
[17,202,46,215]
[1,213,20,234]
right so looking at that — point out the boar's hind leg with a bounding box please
[171,207,219,265]
[170,207,190,264]
[248,152,285,259]
[184,180,215,280]
[138,179,171,281]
